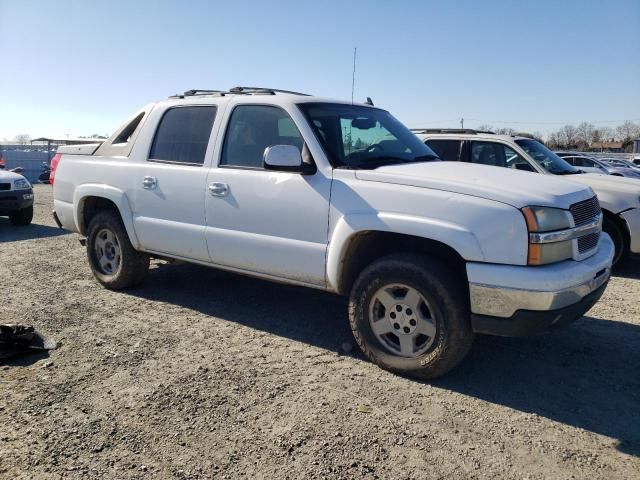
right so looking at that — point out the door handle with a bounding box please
[142,176,157,190]
[208,182,229,197]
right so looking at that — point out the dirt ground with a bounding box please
[0,184,638,479]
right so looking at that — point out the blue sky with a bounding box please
[1,0,639,139]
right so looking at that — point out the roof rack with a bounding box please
[229,86,310,96]
[410,128,495,135]
[170,86,311,99]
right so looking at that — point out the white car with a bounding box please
[0,169,34,226]
[50,88,613,378]
[416,129,640,265]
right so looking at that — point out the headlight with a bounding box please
[14,178,31,190]
[522,206,573,265]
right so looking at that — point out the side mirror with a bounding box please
[263,145,303,172]
[515,163,535,172]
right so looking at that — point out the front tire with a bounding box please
[349,253,474,379]
[86,211,149,290]
[9,206,33,226]
[603,216,629,266]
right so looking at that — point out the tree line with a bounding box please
[477,121,640,150]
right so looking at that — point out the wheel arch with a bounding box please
[74,185,140,249]
[332,230,469,296]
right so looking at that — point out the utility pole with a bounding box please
[460,118,464,129]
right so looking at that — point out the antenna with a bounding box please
[460,118,464,128]
[351,47,357,104]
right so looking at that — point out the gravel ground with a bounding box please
[1,184,639,479]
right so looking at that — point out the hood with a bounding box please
[0,170,28,183]
[563,173,640,212]
[354,162,593,209]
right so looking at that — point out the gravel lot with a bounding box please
[1,184,639,479]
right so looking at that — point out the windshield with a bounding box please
[515,139,580,175]
[298,103,439,169]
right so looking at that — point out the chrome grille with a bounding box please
[570,196,601,255]
[570,196,601,227]
[578,232,600,253]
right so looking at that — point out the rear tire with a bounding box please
[86,211,149,290]
[9,206,33,226]
[349,253,474,379]
[603,216,629,266]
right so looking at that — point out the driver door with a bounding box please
[204,104,332,285]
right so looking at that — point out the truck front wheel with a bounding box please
[86,211,149,290]
[603,215,629,266]
[349,253,474,379]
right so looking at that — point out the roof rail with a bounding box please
[229,86,311,96]
[170,87,311,99]
[410,128,495,135]
[169,89,231,99]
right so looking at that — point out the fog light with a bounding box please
[23,193,34,200]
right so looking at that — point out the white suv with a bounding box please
[415,129,640,265]
[51,88,613,378]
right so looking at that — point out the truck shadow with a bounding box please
[127,262,640,457]
[0,220,69,242]
[612,257,640,280]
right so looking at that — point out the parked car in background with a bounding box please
[49,88,613,378]
[414,129,640,265]
[555,152,640,179]
[0,169,34,226]
[599,158,640,171]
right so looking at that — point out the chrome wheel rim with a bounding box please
[369,283,437,357]
[94,228,121,275]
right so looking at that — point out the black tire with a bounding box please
[86,210,149,290]
[349,253,474,379]
[603,215,629,266]
[8,206,33,226]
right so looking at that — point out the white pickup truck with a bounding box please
[51,87,614,378]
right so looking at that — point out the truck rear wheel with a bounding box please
[86,211,149,290]
[9,206,33,226]
[349,253,474,379]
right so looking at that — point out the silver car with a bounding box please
[555,152,640,180]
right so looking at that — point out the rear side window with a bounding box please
[425,139,461,161]
[149,106,217,165]
[221,105,303,168]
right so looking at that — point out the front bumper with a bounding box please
[620,208,640,254]
[0,188,34,212]
[466,233,614,336]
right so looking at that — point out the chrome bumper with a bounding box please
[467,233,614,318]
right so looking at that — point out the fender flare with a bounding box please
[325,212,484,291]
[73,184,140,249]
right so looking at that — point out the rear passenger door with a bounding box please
[133,105,218,262]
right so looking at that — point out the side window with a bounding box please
[503,145,529,169]
[471,142,506,167]
[221,105,304,168]
[425,140,461,161]
[471,142,530,169]
[149,106,217,165]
